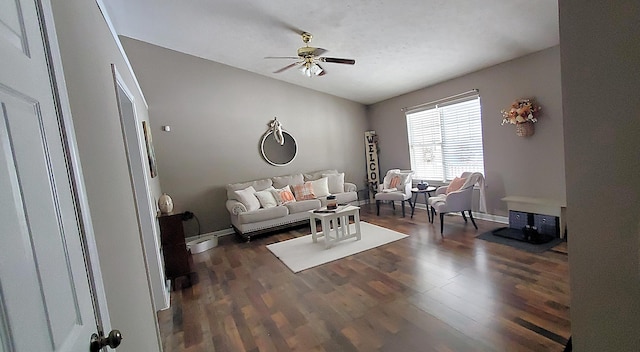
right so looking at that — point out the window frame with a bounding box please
[405,92,485,183]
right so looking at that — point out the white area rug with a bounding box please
[266,221,408,273]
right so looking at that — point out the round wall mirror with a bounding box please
[260,130,297,166]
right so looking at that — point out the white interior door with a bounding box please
[0,0,110,351]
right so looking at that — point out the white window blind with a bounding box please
[405,93,484,182]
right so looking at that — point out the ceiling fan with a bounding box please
[265,32,355,77]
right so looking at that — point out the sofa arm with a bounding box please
[343,182,357,193]
[225,199,247,215]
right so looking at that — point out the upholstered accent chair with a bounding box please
[428,172,486,236]
[374,169,414,217]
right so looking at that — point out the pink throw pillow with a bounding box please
[389,175,401,189]
[446,177,466,194]
[291,182,316,201]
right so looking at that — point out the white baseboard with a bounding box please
[185,228,235,253]
[185,228,234,242]
[408,203,508,224]
[468,212,508,224]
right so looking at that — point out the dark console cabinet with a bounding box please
[158,213,191,288]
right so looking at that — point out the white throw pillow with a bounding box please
[233,186,260,211]
[254,187,277,208]
[323,173,345,194]
[310,177,330,197]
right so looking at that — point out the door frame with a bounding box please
[112,64,170,311]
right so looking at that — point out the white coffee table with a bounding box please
[309,205,361,248]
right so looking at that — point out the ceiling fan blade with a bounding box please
[311,48,327,56]
[273,62,300,73]
[320,57,356,65]
[316,63,326,76]
[265,56,300,60]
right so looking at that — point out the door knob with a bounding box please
[90,329,123,351]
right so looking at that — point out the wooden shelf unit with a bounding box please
[157,213,191,289]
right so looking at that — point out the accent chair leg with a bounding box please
[376,200,380,216]
[391,201,396,211]
[439,213,445,237]
[468,210,478,229]
[461,211,467,222]
[401,201,406,217]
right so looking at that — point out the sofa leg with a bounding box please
[468,210,478,229]
[440,213,444,237]
[376,200,380,216]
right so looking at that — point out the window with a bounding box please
[405,92,484,182]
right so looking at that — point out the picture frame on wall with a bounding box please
[142,120,158,178]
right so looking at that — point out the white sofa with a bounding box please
[225,169,358,241]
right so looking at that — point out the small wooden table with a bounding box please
[411,186,437,219]
[157,213,193,290]
[309,205,361,248]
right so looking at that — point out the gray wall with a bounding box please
[560,1,640,350]
[51,1,161,351]
[120,37,368,234]
[368,46,565,216]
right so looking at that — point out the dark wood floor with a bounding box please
[158,204,570,352]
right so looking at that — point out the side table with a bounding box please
[309,205,361,248]
[411,186,437,219]
[158,212,193,290]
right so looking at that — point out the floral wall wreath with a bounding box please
[501,98,542,137]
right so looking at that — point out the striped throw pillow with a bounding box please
[291,182,316,201]
[389,175,401,189]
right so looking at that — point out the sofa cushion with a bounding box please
[238,205,289,224]
[333,191,358,204]
[234,186,260,211]
[271,185,296,205]
[318,191,358,206]
[227,178,272,200]
[304,169,338,181]
[272,173,304,189]
[310,177,330,197]
[323,172,345,194]
[286,199,321,214]
[254,187,277,208]
[292,182,316,201]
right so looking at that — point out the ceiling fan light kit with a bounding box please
[266,32,355,77]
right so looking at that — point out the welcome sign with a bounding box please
[364,131,379,200]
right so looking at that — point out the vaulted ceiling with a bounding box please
[102,0,559,105]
